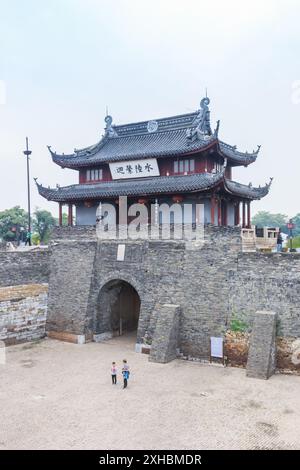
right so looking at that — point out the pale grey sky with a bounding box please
[0,0,299,218]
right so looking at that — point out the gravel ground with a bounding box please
[0,335,299,450]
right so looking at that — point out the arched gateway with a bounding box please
[95,279,141,340]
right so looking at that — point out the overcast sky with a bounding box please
[0,0,299,218]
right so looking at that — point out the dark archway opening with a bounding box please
[96,280,140,338]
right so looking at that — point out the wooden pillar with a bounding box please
[217,199,222,226]
[242,201,246,228]
[210,195,215,225]
[235,202,240,226]
[223,201,228,226]
[68,203,73,226]
[59,203,63,226]
[247,201,251,228]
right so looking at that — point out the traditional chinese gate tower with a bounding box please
[36,96,271,226]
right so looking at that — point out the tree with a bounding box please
[291,213,300,237]
[0,206,28,242]
[32,209,56,244]
[251,211,288,233]
[62,213,68,226]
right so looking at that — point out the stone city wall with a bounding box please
[0,283,48,345]
[0,226,300,375]
[0,250,50,287]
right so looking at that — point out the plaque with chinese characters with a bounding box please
[109,158,160,180]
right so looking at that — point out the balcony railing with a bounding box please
[241,226,279,252]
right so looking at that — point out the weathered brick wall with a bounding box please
[0,284,48,345]
[229,252,300,337]
[2,226,299,368]
[46,241,97,334]
[46,226,300,366]
[0,251,50,287]
[50,226,96,241]
[179,226,241,357]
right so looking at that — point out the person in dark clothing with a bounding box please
[277,229,283,252]
[25,231,32,246]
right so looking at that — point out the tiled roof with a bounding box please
[36,172,224,202]
[224,179,272,199]
[50,129,218,167]
[48,98,260,168]
[36,171,270,202]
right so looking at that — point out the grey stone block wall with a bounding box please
[4,225,298,362]
[46,241,97,334]
[0,251,50,287]
[0,284,47,345]
[180,225,241,357]
[50,226,97,241]
[149,304,180,363]
[229,252,300,337]
[45,226,300,359]
[246,311,277,379]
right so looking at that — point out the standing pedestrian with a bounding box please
[25,230,32,246]
[111,361,117,385]
[122,359,130,389]
[277,229,283,252]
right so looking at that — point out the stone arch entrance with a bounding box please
[95,279,141,339]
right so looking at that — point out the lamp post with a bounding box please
[23,137,32,246]
[287,219,295,252]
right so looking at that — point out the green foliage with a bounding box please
[292,214,300,237]
[251,211,288,233]
[31,233,41,245]
[0,206,28,241]
[292,235,300,249]
[230,313,249,332]
[61,213,68,226]
[33,208,56,244]
[0,206,71,244]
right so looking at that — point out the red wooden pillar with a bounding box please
[210,195,215,225]
[59,203,63,226]
[242,201,246,228]
[68,203,73,226]
[247,201,251,228]
[224,201,228,226]
[218,199,222,226]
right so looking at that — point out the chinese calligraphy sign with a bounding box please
[109,158,160,180]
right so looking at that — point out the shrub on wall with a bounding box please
[230,313,249,333]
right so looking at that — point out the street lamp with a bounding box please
[287,219,296,252]
[23,137,32,246]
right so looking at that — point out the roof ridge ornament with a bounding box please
[147,120,158,133]
[194,97,212,135]
[47,145,56,155]
[104,115,118,138]
[187,96,213,143]
[213,120,220,138]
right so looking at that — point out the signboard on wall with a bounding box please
[210,337,224,358]
[109,158,160,180]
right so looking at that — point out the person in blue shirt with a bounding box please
[122,359,130,389]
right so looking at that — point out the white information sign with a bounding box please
[109,158,160,180]
[117,244,126,261]
[210,337,223,358]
